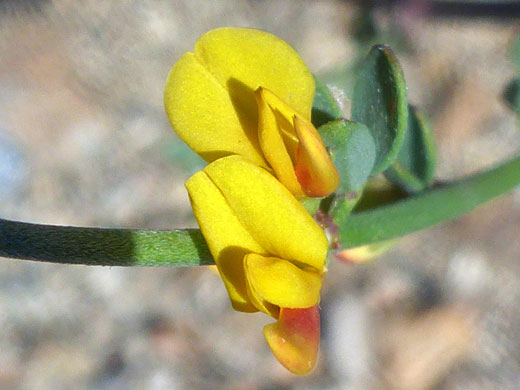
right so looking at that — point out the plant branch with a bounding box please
[338,154,520,247]
[2,155,520,266]
[0,219,213,267]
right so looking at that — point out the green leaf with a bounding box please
[331,177,405,229]
[312,75,342,128]
[351,44,408,174]
[338,154,520,248]
[503,78,520,116]
[300,197,322,216]
[327,192,363,227]
[384,105,437,192]
[319,119,376,193]
[353,177,406,213]
[0,219,213,267]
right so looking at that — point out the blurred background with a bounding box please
[0,0,519,389]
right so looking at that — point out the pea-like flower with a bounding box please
[186,155,327,374]
[165,27,338,198]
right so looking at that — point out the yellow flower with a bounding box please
[186,155,327,374]
[165,27,338,198]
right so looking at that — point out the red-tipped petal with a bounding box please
[263,305,320,375]
[293,116,339,198]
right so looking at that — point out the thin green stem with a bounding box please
[0,219,213,267]
[1,155,520,266]
[338,154,520,248]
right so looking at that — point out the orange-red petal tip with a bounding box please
[293,116,339,198]
[263,305,320,375]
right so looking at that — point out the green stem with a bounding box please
[1,155,520,266]
[0,219,213,267]
[338,154,520,248]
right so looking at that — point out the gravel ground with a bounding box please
[1,1,519,389]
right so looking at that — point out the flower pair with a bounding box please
[164,27,338,374]
[164,27,338,199]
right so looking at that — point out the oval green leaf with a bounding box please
[384,105,436,192]
[319,119,376,193]
[312,75,342,128]
[351,44,408,174]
